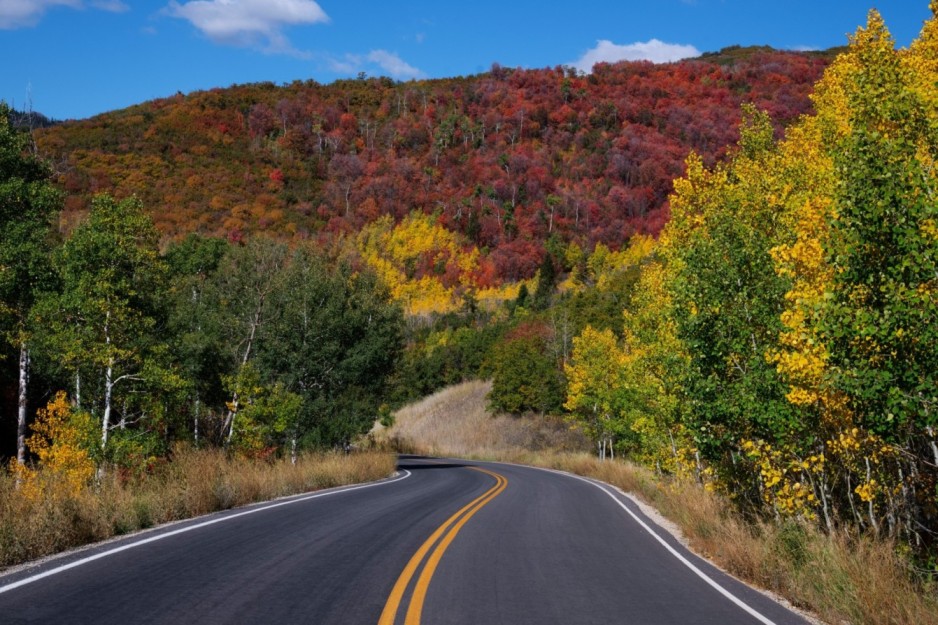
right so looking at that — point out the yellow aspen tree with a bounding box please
[14,392,96,501]
[620,260,695,476]
[356,212,482,316]
[564,325,632,460]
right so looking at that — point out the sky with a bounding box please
[0,1,933,121]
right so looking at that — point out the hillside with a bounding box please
[35,47,829,282]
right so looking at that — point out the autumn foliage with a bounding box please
[562,8,938,567]
[34,48,829,286]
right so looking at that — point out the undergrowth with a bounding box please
[0,447,395,569]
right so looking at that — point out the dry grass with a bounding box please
[0,447,395,570]
[372,380,588,457]
[383,381,938,625]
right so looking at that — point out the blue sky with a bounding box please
[0,1,932,121]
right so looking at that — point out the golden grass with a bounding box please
[0,447,395,570]
[383,381,938,625]
[372,380,588,457]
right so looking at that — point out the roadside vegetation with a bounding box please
[0,446,394,569]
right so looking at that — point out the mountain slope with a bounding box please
[35,47,829,281]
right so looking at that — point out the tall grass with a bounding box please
[385,381,938,625]
[0,447,395,569]
[373,380,588,457]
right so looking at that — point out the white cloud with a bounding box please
[366,50,423,79]
[571,39,701,73]
[167,0,328,54]
[91,0,129,12]
[0,0,80,29]
[0,0,128,29]
[329,50,424,80]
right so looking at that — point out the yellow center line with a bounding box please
[404,468,507,625]
[378,467,508,625]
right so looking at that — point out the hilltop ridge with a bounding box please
[35,46,828,282]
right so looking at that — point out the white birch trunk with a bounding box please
[74,370,81,409]
[193,396,200,447]
[866,458,879,533]
[102,355,113,450]
[99,310,114,479]
[226,305,263,445]
[16,343,29,466]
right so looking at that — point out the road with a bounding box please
[0,456,811,624]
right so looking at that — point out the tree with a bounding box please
[486,323,564,415]
[164,234,229,445]
[619,261,693,474]
[12,392,97,501]
[0,102,61,465]
[259,248,404,453]
[530,252,556,311]
[662,108,800,494]
[564,326,630,459]
[823,12,938,450]
[38,195,172,466]
[208,237,288,445]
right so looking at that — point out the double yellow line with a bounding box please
[378,467,508,625]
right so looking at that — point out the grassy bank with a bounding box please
[0,447,395,570]
[372,380,588,456]
[384,381,938,625]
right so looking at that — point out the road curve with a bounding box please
[0,456,811,625]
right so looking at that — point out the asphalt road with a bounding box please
[0,456,812,625]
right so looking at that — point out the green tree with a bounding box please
[37,195,175,464]
[823,15,938,452]
[0,102,61,464]
[164,234,229,445]
[663,108,799,493]
[259,248,404,452]
[208,236,288,445]
[531,252,557,311]
[486,324,564,414]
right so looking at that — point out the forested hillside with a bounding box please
[35,47,829,286]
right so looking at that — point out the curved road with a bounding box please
[0,456,811,624]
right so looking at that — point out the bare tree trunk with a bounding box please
[16,343,29,465]
[193,396,200,447]
[98,311,114,479]
[101,310,114,451]
[926,426,938,468]
[74,370,81,409]
[102,356,113,451]
[225,305,263,445]
[97,354,114,481]
[866,458,879,533]
[846,472,864,527]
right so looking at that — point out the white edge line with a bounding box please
[552,469,777,625]
[0,469,411,595]
[481,460,778,625]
